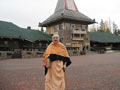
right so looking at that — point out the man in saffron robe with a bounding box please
[43,34,71,90]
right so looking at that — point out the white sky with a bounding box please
[0,0,120,29]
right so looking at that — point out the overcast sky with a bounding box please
[0,0,120,29]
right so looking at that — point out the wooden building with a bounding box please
[0,21,51,59]
[40,0,95,55]
[90,32,120,53]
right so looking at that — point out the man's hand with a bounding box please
[63,62,67,70]
[46,58,51,68]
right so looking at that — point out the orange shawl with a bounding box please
[43,42,71,67]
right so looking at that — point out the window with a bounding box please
[71,24,81,30]
[46,43,48,46]
[65,23,71,30]
[81,34,85,38]
[76,24,81,30]
[60,38,63,42]
[39,43,42,46]
[82,25,86,31]
[59,23,63,30]
[4,41,8,45]
[54,25,58,32]
[71,24,75,29]
[86,38,88,40]
[74,34,80,38]
[72,34,74,38]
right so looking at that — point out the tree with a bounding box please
[113,22,118,35]
[106,28,111,33]
[41,27,44,32]
[89,24,97,32]
[99,19,104,32]
[118,29,120,35]
[104,20,111,33]
[98,19,111,33]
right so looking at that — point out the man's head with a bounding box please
[52,34,60,44]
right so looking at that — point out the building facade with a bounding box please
[40,0,95,55]
[90,32,120,53]
[0,21,51,59]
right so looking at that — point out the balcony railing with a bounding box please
[72,30,87,34]
[72,44,81,47]
[72,37,84,41]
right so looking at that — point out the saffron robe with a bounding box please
[43,42,71,90]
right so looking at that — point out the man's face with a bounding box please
[52,35,59,44]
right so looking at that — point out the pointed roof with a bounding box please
[55,0,78,13]
[41,0,95,27]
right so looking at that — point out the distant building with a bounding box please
[90,32,120,52]
[40,0,95,55]
[0,21,51,59]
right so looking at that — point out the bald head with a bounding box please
[52,34,60,44]
[52,34,59,38]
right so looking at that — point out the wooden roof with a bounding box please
[40,0,95,27]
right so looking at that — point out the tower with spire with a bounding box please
[40,0,95,55]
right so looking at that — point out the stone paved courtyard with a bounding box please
[0,53,120,90]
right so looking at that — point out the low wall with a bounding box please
[0,50,87,60]
[0,51,14,60]
[22,51,43,58]
[0,50,44,60]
